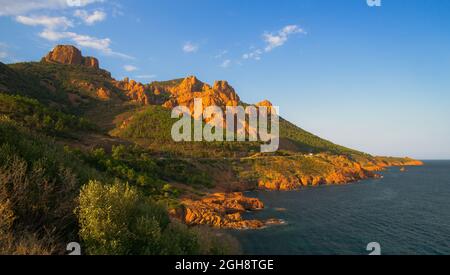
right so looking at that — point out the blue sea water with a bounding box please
[231,161,450,255]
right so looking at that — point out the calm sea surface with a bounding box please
[231,161,450,255]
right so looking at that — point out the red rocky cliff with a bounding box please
[43,45,99,69]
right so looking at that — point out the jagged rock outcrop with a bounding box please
[256,100,273,108]
[115,78,150,104]
[114,78,168,105]
[96,87,112,100]
[43,45,99,69]
[83,56,99,69]
[69,79,113,101]
[163,76,240,118]
[174,193,283,229]
[169,76,210,95]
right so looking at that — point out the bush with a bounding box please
[0,120,103,254]
[77,180,239,255]
[77,180,170,255]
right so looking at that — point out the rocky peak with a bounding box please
[213,80,231,91]
[256,100,273,107]
[115,77,167,105]
[163,77,240,111]
[176,76,210,93]
[43,45,99,69]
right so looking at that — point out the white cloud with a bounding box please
[0,0,105,16]
[2,0,131,61]
[39,30,133,59]
[16,15,73,30]
[263,25,305,52]
[123,65,138,72]
[220,59,231,68]
[74,9,106,25]
[243,24,306,61]
[182,42,198,53]
[39,29,70,40]
[242,49,262,61]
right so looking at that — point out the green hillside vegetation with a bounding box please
[0,93,94,137]
[1,60,369,158]
[280,118,363,156]
[112,105,261,158]
[0,117,236,255]
[10,62,117,101]
[112,104,363,158]
[0,62,60,103]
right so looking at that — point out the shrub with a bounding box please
[0,120,103,254]
[77,180,170,255]
[77,180,238,255]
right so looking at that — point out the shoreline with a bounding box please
[173,159,424,230]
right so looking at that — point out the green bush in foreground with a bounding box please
[77,180,239,255]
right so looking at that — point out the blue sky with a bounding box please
[0,0,449,159]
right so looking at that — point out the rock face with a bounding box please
[44,45,99,69]
[163,76,241,117]
[361,157,424,171]
[96,87,112,100]
[254,154,375,191]
[83,56,99,69]
[253,154,423,191]
[114,78,168,105]
[256,100,273,108]
[174,193,283,229]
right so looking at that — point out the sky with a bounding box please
[0,0,449,159]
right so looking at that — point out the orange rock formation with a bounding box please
[175,193,283,229]
[44,45,99,69]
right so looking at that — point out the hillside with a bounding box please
[0,45,423,255]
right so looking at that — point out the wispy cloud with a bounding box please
[0,0,106,16]
[243,24,306,61]
[8,1,133,60]
[39,30,133,59]
[74,9,106,25]
[220,59,231,68]
[242,48,263,61]
[123,65,138,72]
[263,25,306,52]
[182,42,198,53]
[15,15,73,30]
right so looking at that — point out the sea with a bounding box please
[231,161,450,255]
